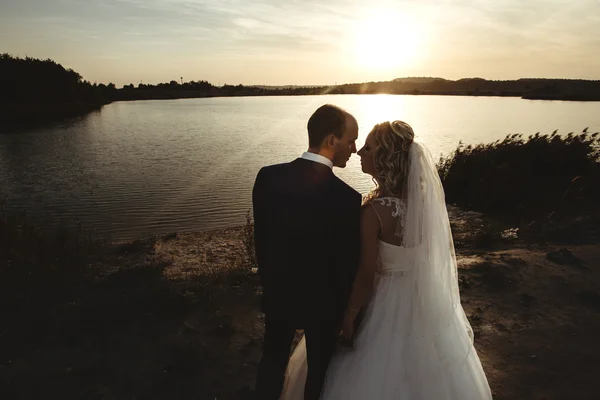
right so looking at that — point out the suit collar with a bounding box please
[293,158,335,176]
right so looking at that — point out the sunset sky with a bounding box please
[2,0,599,87]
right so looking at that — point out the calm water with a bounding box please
[1,95,599,240]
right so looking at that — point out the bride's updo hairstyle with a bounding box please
[365,120,415,203]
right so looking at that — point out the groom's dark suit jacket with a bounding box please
[252,158,362,324]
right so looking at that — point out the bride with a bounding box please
[281,121,493,399]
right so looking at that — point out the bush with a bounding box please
[438,129,600,224]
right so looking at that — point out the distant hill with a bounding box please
[327,77,600,100]
[249,84,324,89]
[393,77,447,84]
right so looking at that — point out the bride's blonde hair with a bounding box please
[364,120,415,203]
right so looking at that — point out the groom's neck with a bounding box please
[307,147,334,163]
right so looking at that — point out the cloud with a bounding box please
[0,0,429,56]
[1,0,598,84]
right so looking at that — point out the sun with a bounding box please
[353,12,423,72]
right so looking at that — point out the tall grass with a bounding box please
[438,129,600,224]
[0,200,100,284]
[242,210,258,269]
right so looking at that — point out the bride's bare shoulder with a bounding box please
[359,203,380,236]
[360,201,381,223]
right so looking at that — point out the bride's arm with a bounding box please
[341,204,380,341]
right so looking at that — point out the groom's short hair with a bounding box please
[307,104,349,148]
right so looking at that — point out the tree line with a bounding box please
[2,53,599,127]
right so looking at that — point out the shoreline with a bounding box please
[99,91,600,104]
[0,100,111,132]
[2,90,598,132]
[113,91,600,102]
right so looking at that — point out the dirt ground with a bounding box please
[1,212,599,399]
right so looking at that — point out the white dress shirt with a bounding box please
[300,152,333,169]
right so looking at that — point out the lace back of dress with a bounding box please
[370,197,406,246]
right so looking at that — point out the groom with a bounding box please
[252,104,362,400]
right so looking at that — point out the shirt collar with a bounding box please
[300,152,333,169]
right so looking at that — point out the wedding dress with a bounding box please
[281,142,493,400]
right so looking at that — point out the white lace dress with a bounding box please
[281,197,493,400]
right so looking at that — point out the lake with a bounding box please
[1,94,598,240]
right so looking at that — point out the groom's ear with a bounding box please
[325,133,337,148]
